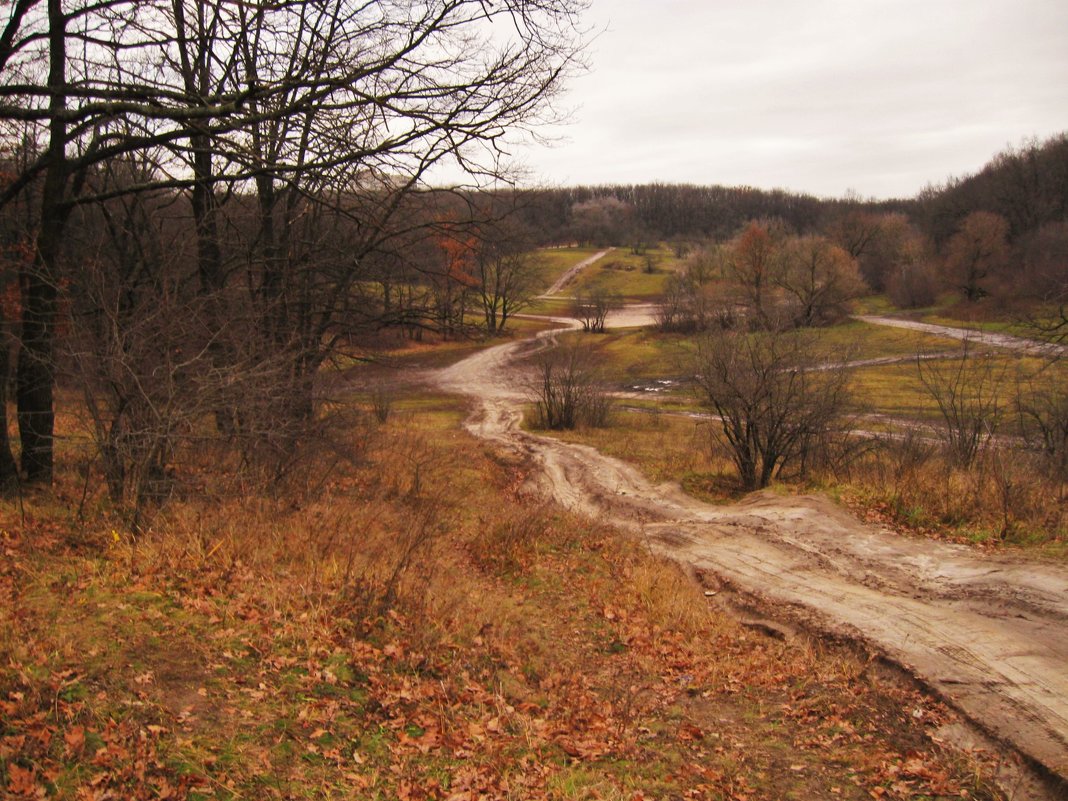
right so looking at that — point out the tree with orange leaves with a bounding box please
[724,219,788,326]
[433,232,479,339]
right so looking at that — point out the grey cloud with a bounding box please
[518,0,1068,197]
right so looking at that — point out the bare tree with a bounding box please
[693,328,852,491]
[569,196,631,246]
[916,341,1007,468]
[529,344,611,430]
[722,219,787,328]
[655,248,726,333]
[775,235,866,327]
[0,0,590,486]
[887,259,941,310]
[473,221,541,335]
[1014,360,1068,483]
[945,211,1010,302]
[573,287,621,333]
[825,210,918,292]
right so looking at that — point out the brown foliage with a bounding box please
[945,211,1010,302]
[776,235,866,326]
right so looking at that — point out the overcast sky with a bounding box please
[516,0,1068,199]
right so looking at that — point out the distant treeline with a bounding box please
[506,183,904,246]
[915,133,1068,246]
[501,133,1068,249]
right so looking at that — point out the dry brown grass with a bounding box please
[0,395,1010,800]
[548,410,742,502]
[833,438,1068,549]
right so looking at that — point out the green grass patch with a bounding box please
[535,246,604,289]
[799,319,964,359]
[567,245,683,300]
[563,328,694,384]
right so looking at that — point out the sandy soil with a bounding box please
[431,308,1068,797]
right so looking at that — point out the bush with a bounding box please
[693,328,852,490]
[573,288,622,333]
[916,342,1006,468]
[370,383,393,424]
[1014,358,1068,483]
[887,261,940,309]
[529,345,613,430]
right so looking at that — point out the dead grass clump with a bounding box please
[838,436,1067,545]
[471,502,555,574]
[369,382,394,424]
[623,556,717,638]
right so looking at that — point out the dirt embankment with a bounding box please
[433,302,1068,798]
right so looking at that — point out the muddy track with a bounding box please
[433,317,1068,795]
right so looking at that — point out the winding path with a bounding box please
[431,279,1068,795]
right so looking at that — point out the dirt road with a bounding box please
[433,319,1068,796]
[540,248,614,297]
[856,315,1067,357]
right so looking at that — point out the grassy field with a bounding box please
[552,319,981,418]
[0,391,1008,800]
[565,246,684,300]
[575,318,1064,420]
[534,246,605,291]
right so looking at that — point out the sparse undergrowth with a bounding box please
[1,400,1009,800]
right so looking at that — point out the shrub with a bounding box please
[693,328,852,490]
[529,345,613,430]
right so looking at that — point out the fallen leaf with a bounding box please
[64,726,86,755]
[6,763,36,796]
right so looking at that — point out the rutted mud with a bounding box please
[433,318,1068,795]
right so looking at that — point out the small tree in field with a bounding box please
[529,345,612,430]
[693,328,852,490]
[473,225,541,336]
[775,235,866,327]
[723,219,787,327]
[945,211,1010,302]
[916,341,1006,468]
[887,260,940,309]
[1014,359,1068,483]
[573,288,622,333]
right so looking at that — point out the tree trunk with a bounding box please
[0,325,18,490]
[16,0,68,484]
[16,251,58,482]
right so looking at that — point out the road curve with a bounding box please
[433,317,1068,795]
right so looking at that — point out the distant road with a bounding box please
[856,315,1067,357]
[540,248,612,297]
